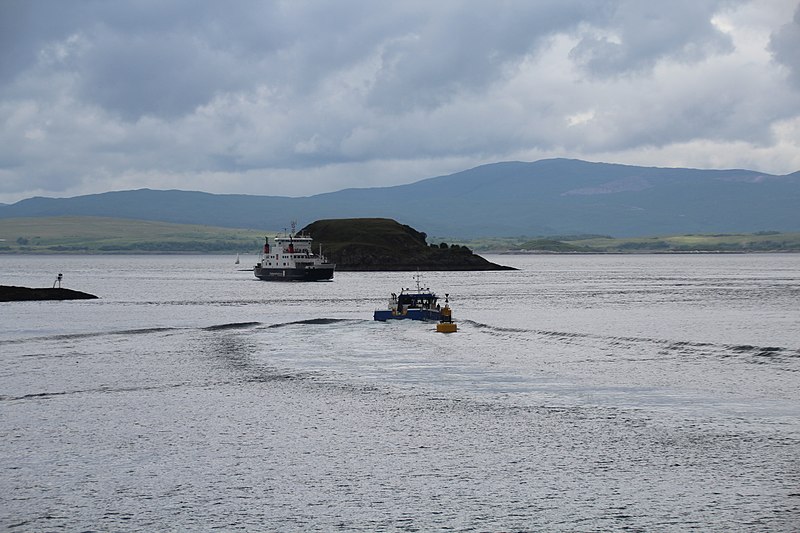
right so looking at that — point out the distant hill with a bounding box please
[1,159,798,238]
[301,218,513,270]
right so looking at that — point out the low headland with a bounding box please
[0,286,99,302]
[301,218,515,271]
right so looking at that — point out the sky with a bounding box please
[1,0,799,204]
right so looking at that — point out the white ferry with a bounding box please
[254,226,335,281]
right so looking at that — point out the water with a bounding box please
[2,254,799,531]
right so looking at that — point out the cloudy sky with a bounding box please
[1,0,799,204]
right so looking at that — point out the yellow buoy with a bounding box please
[436,322,458,333]
[437,295,456,332]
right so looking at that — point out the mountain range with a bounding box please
[2,158,798,238]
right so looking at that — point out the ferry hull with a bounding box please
[254,266,334,281]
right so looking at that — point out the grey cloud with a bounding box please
[0,1,80,84]
[4,1,734,119]
[0,2,35,83]
[4,1,619,118]
[365,1,614,112]
[769,3,800,89]
[76,29,243,119]
[1,1,297,118]
[570,0,738,76]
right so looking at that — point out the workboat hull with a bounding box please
[254,266,334,281]
[373,308,441,321]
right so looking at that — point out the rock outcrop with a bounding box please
[0,286,98,302]
[301,218,514,271]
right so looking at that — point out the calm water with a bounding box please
[1,254,799,531]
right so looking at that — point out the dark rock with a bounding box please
[0,285,98,302]
[301,218,515,271]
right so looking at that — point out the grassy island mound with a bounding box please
[302,218,515,271]
[0,286,99,302]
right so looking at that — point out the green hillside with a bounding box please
[455,231,800,253]
[0,216,270,253]
[2,216,798,254]
[570,232,800,252]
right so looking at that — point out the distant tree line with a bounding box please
[96,241,252,252]
[430,242,473,252]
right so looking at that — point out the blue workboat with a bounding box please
[374,273,449,322]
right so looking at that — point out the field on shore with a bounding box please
[0,217,269,254]
[1,216,799,254]
[457,232,800,253]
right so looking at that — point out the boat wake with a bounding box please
[1,326,183,346]
[0,381,203,403]
[461,319,800,366]
[267,318,366,328]
[203,321,262,331]
[2,318,370,346]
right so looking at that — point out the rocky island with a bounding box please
[0,286,99,302]
[301,218,515,271]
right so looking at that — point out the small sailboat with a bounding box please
[235,253,240,265]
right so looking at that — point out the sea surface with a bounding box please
[1,253,799,531]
